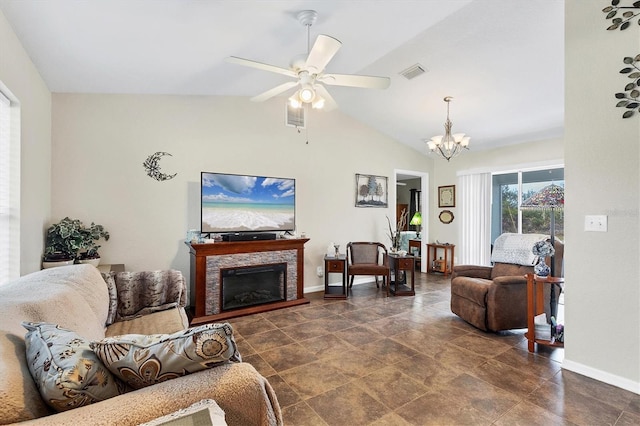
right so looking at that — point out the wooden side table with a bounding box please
[526,273,565,352]
[324,255,347,300]
[426,244,455,276]
[388,253,415,296]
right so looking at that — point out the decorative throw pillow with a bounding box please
[22,322,123,412]
[101,271,118,326]
[91,323,241,389]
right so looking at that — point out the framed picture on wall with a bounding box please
[355,174,388,208]
[438,185,456,208]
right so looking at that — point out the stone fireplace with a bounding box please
[188,238,309,324]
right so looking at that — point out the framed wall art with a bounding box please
[355,174,388,208]
[438,185,456,208]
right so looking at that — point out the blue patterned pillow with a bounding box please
[22,322,123,412]
[90,323,241,389]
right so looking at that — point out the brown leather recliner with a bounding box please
[450,238,564,332]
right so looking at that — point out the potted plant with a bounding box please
[76,222,110,266]
[42,217,109,268]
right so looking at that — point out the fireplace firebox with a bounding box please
[221,263,286,311]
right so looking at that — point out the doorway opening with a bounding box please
[395,169,428,272]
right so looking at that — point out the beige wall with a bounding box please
[563,0,639,392]
[428,137,564,257]
[51,94,432,291]
[0,9,52,275]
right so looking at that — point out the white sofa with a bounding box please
[0,264,282,425]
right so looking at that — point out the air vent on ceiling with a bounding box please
[285,103,306,129]
[400,64,427,80]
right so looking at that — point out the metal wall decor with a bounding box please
[603,1,640,31]
[143,151,177,181]
[615,55,640,118]
[355,174,388,208]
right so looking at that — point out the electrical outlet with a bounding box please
[584,215,607,232]
[316,266,323,277]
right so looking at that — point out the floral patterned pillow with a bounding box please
[90,323,241,389]
[22,322,123,412]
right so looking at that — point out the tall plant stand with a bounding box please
[526,273,564,352]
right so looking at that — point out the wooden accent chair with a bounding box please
[346,242,391,295]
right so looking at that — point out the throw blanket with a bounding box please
[491,233,549,266]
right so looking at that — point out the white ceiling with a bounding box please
[0,0,564,154]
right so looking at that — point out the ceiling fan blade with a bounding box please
[305,34,342,73]
[314,84,338,111]
[250,81,298,102]
[226,56,297,78]
[320,73,390,89]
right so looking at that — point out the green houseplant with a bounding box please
[43,217,109,268]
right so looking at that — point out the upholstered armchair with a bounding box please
[450,233,564,332]
[346,242,391,292]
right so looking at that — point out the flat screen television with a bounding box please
[200,171,295,234]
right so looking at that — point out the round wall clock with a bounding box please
[439,210,454,224]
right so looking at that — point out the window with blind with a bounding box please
[0,89,19,284]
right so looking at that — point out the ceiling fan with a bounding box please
[225,10,390,111]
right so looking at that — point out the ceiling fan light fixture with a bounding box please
[299,84,315,103]
[288,95,302,109]
[312,95,325,109]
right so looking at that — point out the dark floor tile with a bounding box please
[449,332,512,358]
[307,382,390,426]
[493,347,562,380]
[241,353,277,377]
[616,410,640,426]
[281,401,327,426]
[335,324,384,347]
[302,333,357,359]
[529,379,623,425]
[281,319,331,341]
[398,390,493,425]
[280,360,351,399]
[432,342,489,371]
[400,352,463,387]
[355,365,430,409]
[296,305,335,320]
[262,310,308,328]
[266,374,302,408]
[438,373,521,420]
[340,307,385,323]
[550,369,638,411]
[360,337,420,364]
[230,316,275,336]
[259,342,319,373]
[494,401,575,426]
[243,328,295,352]
[469,358,547,397]
[322,348,384,379]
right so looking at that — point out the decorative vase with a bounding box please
[78,257,101,267]
[42,259,75,269]
[534,258,550,277]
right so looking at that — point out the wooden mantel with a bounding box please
[187,238,310,325]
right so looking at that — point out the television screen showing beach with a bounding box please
[201,172,295,233]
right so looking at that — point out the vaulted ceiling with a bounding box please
[0,0,564,154]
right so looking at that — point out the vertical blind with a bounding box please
[0,90,18,284]
[458,172,492,266]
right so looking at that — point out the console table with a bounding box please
[323,255,347,300]
[187,239,310,325]
[426,243,455,276]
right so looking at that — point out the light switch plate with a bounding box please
[585,215,607,232]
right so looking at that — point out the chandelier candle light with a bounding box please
[427,96,470,161]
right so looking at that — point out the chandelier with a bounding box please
[426,96,470,161]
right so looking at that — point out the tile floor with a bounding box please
[227,272,640,425]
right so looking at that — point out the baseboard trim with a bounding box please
[562,359,640,395]
[304,277,381,295]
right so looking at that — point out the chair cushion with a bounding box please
[451,277,491,306]
[348,264,389,274]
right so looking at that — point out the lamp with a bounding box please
[521,183,565,318]
[426,96,470,161]
[409,211,422,239]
